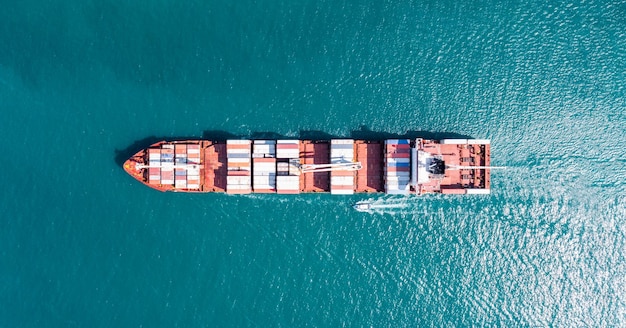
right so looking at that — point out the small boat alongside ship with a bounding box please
[353,200,374,212]
[123,137,495,195]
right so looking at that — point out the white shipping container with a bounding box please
[253,144,276,155]
[228,157,251,163]
[227,148,251,155]
[386,184,409,190]
[440,139,468,145]
[390,182,409,187]
[386,172,411,178]
[276,149,299,158]
[253,162,276,173]
[276,140,299,144]
[331,139,353,145]
[276,176,299,189]
[227,139,251,145]
[386,158,410,164]
[386,176,411,182]
[227,175,251,184]
[227,184,252,190]
[253,175,276,184]
[331,176,354,186]
[187,168,200,176]
[386,180,410,186]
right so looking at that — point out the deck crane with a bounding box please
[297,162,362,173]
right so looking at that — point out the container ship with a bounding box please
[123,138,493,195]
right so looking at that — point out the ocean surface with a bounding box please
[1,0,625,326]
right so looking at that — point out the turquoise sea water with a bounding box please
[2,0,626,326]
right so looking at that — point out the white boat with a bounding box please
[353,200,373,213]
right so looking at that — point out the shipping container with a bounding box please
[253,162,276,175]
[148,149,161,161]
[253,140,276,158]
[187,168,200,176]
[276,140,299,158]
[330,140,355,194]
[276,175,300,194]
[227,139,251,145]
[148,168,160,175]
[227,149,251,155]
[175,144,187,153]
[253,173,277,193]
[227,175,251,185]
[175,155,188,164]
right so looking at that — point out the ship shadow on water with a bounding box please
[114,127,473,166]
[115,136,163,166]
[349,126,473,141]
[114,130,238,166]
[252,127,473,141]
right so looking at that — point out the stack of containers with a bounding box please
[148,148,161,185]
[186,144,201,190]
[276,175,299,194]
[252,140,276,193]
[160,145,175,186]
[385,139,411,194]
[174,144,187,189]
[275,140,300,194]
[276,140,299,158]
[226,140,252,194]
[330,139,355,195]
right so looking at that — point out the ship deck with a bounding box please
[202,141,226,192]
[124,138,491,195]
[354,141,384,192]
[300,141,330,192]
